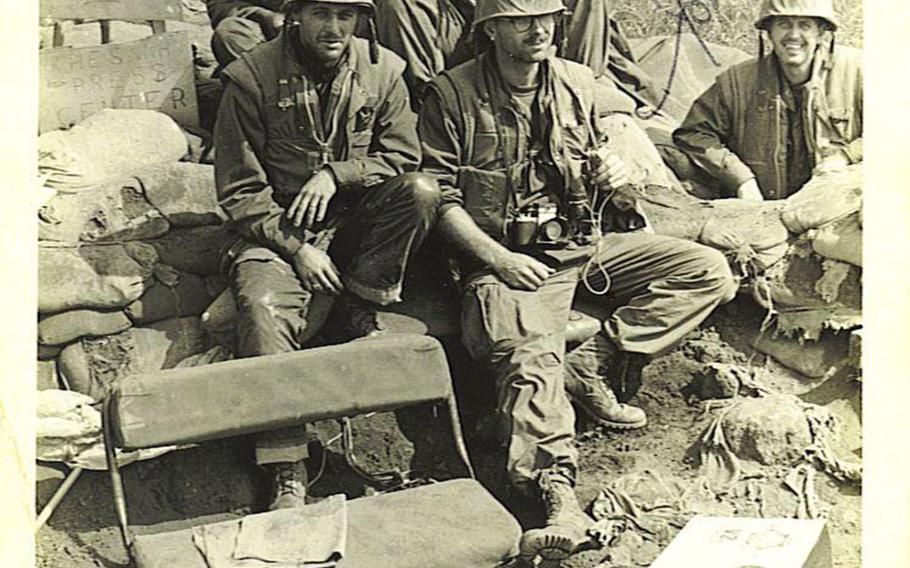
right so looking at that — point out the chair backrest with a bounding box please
[107,334,454,449]
[101,334,475,556]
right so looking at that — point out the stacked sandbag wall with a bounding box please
[38,110,235,400]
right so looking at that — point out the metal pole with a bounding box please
[34,466,83,531]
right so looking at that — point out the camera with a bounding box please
[507,202,595,247]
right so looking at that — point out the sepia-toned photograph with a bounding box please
[9,0,896,566]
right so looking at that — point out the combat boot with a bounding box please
[519,471,593,567]
[564,369,647,430]
[268,459,308,510]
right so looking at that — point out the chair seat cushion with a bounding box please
[133,478,521,568]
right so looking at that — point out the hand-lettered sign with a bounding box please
[39,31,198,133]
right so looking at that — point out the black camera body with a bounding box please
[507,202,596,248]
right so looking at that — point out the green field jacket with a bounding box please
[673,46,862,199]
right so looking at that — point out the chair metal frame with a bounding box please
[101,342,476,561]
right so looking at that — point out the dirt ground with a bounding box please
[35,295,861,567]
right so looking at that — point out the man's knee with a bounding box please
[698,246,738,303]
[398,172,442,215]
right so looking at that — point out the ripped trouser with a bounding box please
[229,173,440,465]
[460,233,737,490]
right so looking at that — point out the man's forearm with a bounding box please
[437,206,510,269]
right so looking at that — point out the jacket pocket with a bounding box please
[826,106,855,140]
[457,166,509,241]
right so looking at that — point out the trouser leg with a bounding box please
[373,0,469,96]
[461,269,579,492]
[233,253,316,465]
[331,172,440,305]
[581,232,738,357]
[211,16,267,68]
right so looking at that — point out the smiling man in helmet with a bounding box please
[674,0,862,200]
[214,0,439,511]
[418,0,737,563]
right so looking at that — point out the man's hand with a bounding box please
[288,169,337,229]
[735,178,764,201]
[491,251,555,291]
[813,152,850,176]
[253,8,285,40]
[291,243,344,295]
[588,147,631,190]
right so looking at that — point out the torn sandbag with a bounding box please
[125,272,214,324]
[626,184,790,273]
[752,246,862,310]
[721,394,812,465]
[38,309,132,346]
[140,162,226,226]
[752,329,850,378]
[781,165,862,233]
[811,212,862,266]
[38,242,158,313]
[38,109,188,192]
[58,317,211,401]
[38,177,170,243]
[600,114,680,189]
[147,225,231,276]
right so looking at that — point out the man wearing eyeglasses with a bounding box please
[418,0,737,564]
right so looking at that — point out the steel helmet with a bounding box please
[754,0,839,31]
[473,0,567,28]
[282,0,375,13]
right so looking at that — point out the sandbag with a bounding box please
[58,317,210,401]
[627,185,790,272]
[811,212,862,267]
[140,162,226,226]
[38,109,188,192]
[38,177,170,243]
[38,309,133,346]
[38,243,158,313]
[601,114,679,189]
[781,165,862,233]
[147,225,230,276]
[752,330,850,378]
[125,273,214,324]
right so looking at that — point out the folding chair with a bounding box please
[102,334,521,567]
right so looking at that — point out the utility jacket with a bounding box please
[420,53,609,244]
[673,46,862,199]
[215,33,419,259]
[206,0,284,28]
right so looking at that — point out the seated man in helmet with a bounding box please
[673,0,862,200]
[418,0,738,563]
[206,0,286,69]
[214,0,439,510]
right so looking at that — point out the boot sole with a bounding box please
[568,395,648,430]
[519,527,578,567]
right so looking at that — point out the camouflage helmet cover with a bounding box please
[755,0,839,31]
[473,0,567,28]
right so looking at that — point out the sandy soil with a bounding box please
[35,297,861,567]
